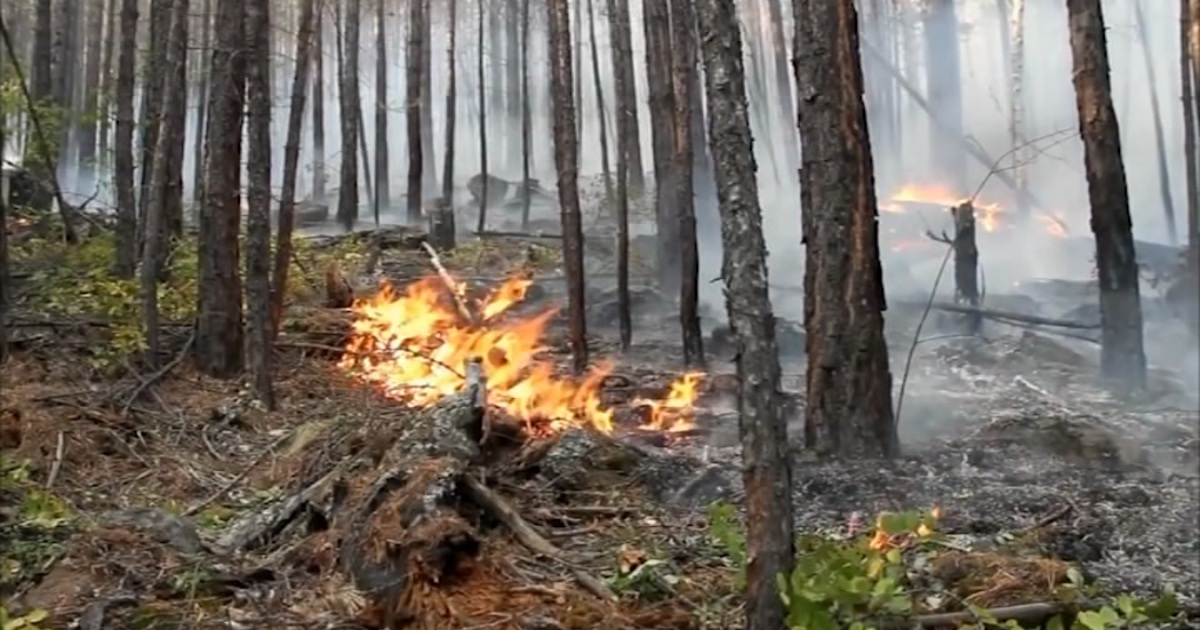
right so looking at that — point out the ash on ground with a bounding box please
[647,328,1199,607]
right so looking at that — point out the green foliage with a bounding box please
[0,606,50,630]
[703,502,1181,630]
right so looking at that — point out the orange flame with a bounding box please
[867,506,943,552]
[886,184,1004,232]
[337,276,701,435]
[635,371,704,433]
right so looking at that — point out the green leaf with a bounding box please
[1077,607,1122,630]
[1142,589,1179,620]
[20,610,46,624]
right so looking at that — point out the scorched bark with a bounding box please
[669,0,705,367]
[1065,0,1146,389]
[793,0,897,458]
[697,0,794,627]
[195,0,247,377]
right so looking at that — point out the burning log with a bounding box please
[953,202,982,333]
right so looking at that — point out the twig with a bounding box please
[45,431,65,488]
[461,475,617,601]
[421,241,476,323]
[182,430,293,517]
[1018,503,1075,535]
[120,326,197,417]
[895,244,954,428]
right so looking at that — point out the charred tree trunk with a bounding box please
[195,0,247,377]
[192,0,212,204]
[142,0,189,367]
[1065,0,1146,389]
[271,0,317,338]
[374,0,390,212]
[519,0,532,229]
[586,0,613,208]
[953,202,981,333]
[312,5,327,201]
[793,0,897,458]
[547,0,589,373]
[643,0,678,294]
[420,0,436,194]
[113,0,138,277]
[697,5,794,627]
[475,0,489,232]
[245,0,274,408]
[137,0,171,252]
[337,0,362,231]
[669,0,704,366]
[606,0,645,194]
[406,0,424,223]
[441,0,458,201]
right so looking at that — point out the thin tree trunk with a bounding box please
[195,0,247,377]
[97,0,117,171]
[245,0,274,407]
[643,0,678,293]
[137,0,171,252]
[162,0,189,242]
[142,0,189,369]
[475,0,489,231]
[573,0,583,141]
[1010,0,1027,214]
[669,0,704,366]
[78,0,104,182]
[923,0,966,193]
[420,0,436,194]
[519,0,532,228]
[586,0,613,207]
[1186,0,1200,286]
[375,0,390,211]
[697,1,794,626]
[763,0,796,175]
[606,0,645,193]
[547,0,589,373]
[506,0,520,157]
[1065,0,1146,389]
[793,0,897,458]
[441,0,458,201]
[271,0,316,338]
[312,3,327,200]
[336,0,362,230]
[113,0,138,277]
[406,0,424,222]
[192,0,212,204]
[1132,1,1178,245]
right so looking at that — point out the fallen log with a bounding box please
[930,302,1100,330]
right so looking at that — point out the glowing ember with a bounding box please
[635,372,705,433]
[338,276,700,435]
[886,184,1005,232]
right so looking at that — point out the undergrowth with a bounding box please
[705,502,1182,630]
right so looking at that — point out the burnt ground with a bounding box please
[2,211,1199,629]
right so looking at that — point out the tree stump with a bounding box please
[425,197,456,251]
[953,202,982,333]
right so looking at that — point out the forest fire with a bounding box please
[338,276,700,435]
[634,371,705,433]
[881,184,1071,239]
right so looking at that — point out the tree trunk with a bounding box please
[519,0,532,229]
[195,0,247,377]
[374,0,390,212]
[643,0,678,294]
[1010,0,1027,214]
[271,0,316,339]
[112,0,138,278]
[78,0,104,184]
[142,0,189,368]
[420,0,436,194]
[52,0,82,182]
[245,0,274,408]
[546,0,589,373]
[475,0,489,231]
[1065,0,1146,389]
[668,0,704,367]
[1186,0,1200,292]
[1132,1,1178,245]
[312,5,327,201]
[192,0,212,204]
[697,4,794,626]
[137,0,171,253]
[793,0,897,458]
[923,0,967,194]
[337,0,362,231]
[161,0,189,242]
[586,0,613,208]
[605,0,644,193]
[96,0,117,171]
[0,93,8,365]
[506,0,520,157]
[406,0,424,223]
[441,0,458,201]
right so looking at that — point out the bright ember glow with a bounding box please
[635,371,704,433]
[337,275,701,435]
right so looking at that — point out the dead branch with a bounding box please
[422,241,476,323]
[930,302,1100,330]
[119,325,197,417]
[183,430,294,517]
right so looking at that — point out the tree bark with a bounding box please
[1184,0,1200,287]
[519,0,532,229]
[161,0,189,242]
[137,0,171,253]
[374,0,390,211]
[336,0,362,231]
[643,0,678,294]
[271,0,317,339]
[78,0,104,182]
[547,0,589,373]
[793,0,897,458]
[1065,0,1146,389]
[312,5,327,201]
[96,0,117,171]
[586,0,613,209]
[245,0,274,408]
[195,0,247,377]
[605,0,645,194]
[112,0,138,278]
[441,0,458,201]
[475,0,489,231]
[142,0,189,368]
[191,0,212,205]
[696,1,794,627]
[406,0,425,223]
[668,0,704,367]
[420,0,436,194]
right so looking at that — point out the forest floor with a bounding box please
[2,209,1199,630]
